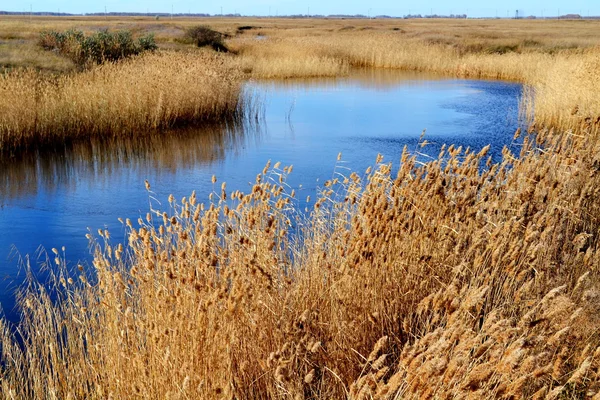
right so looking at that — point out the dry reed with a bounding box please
[1,120,600,398]
[1,16,600,400]
[0,51,244,152]
[231,32,600,133]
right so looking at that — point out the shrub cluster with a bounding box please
[184,25,228,52]
[38,29,157,67]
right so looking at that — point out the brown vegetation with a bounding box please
[0,15,600,399]
[0,51,244,152]
[1,16,600,144]
[2,127,600,398]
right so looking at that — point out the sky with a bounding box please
[2,0,599,18]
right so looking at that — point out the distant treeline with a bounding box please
[403,14,468,19]
[1,10,599,19]
[0,11,73,16]
[0,11,467,19]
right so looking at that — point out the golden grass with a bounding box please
[1,16,600,399]
[522,52,600,130]
[0,51,244,152]
[1,127,600,398]
[2,16,600,134]
[234,38,348,78]
[0,41,74,73]
[229,29,600,132]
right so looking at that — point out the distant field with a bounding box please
[1,16,599,145]
[2,16,600,72]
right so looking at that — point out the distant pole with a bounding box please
[105,6,107,20]
[269,6,271,16]
[308,7,310,17]
[221,6,223,15]
[171,4,173,19]
[30,4,32,21]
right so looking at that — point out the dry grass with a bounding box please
[2,16,600,135]
[0,51,244,152]
[231,23,600,132]
[1,126,600,398]
[0,41,74,73]
[234,38,348,78]
[1,16,600,399]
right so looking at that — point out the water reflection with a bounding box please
[257,68,480,91]
[0,120,260,204]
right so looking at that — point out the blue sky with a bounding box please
[4,1,599,18]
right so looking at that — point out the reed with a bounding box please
[2,17,600,136]
[234,38,349,78]
[1,16,600,399]
[1,122,600,398]
[0,50,244,152]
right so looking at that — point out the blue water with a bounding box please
[0,69,523,320]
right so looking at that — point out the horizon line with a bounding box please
[1,10,598,19]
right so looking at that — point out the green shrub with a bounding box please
[39,29,158,67]
[184,25,228,52]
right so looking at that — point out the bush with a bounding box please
[185,25,228,52]
[39,29,158,67]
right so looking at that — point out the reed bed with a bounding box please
[1,121,600,398]
[2,16,600,136]
[234,38,349,79]
[1,16,600,399]
[0,51,244,152]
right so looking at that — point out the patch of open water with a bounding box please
[0,68,523,320]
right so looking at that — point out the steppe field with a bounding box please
[1,15,600,399]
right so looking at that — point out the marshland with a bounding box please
[0,14,600,399]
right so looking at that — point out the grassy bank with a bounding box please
[230,27,600,134]
[2,16,599,138]
[0,51,243,152]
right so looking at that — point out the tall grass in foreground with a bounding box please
[1,121,600,398]
[0,51,243,152]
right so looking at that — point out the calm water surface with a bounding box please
[0,69,523,318]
